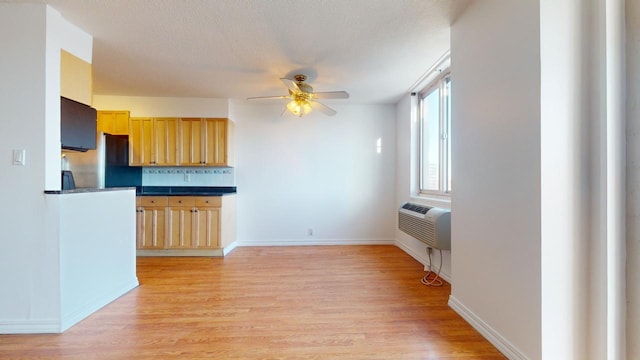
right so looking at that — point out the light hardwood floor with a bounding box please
[0,246,505,359]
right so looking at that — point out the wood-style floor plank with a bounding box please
[0,246,505,359]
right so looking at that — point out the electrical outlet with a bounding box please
[184,174,191,182]
[307,228,313,236]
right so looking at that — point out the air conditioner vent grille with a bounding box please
[398,203,451,250]
[401,203,430,214]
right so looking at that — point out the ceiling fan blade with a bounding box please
[310,101,337,116]
[311,91,350,99]
[246,95,290,100]
[280,78,301,93]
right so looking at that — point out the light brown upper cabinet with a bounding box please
[97,110,130,135]
[129,117,179,166]
[179,118,204,166]
[154,118,179,165]
[179,118,234,167]
[129,117,153,166]
[129,117,233,167]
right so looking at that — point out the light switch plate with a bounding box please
[12,149,25,166]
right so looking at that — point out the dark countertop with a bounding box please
[45,187,137,195]
[135,186,237,196]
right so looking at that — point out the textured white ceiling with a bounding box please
[36,0,469,104]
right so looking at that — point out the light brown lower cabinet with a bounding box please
[136,196,168,249]
[136,195,233,251]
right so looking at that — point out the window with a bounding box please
[418,71,451,196]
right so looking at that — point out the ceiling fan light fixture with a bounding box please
[287,99,313,117]
[248,73,348,117]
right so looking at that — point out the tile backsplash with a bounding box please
[142,167,235,187]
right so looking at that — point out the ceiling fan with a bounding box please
[247,74,349,117]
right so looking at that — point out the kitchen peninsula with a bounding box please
[43,187,138,331]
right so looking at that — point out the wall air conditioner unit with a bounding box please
[398,203,451,250]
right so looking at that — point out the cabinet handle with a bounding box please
[151,200,156,203]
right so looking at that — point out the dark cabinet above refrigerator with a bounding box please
[60,96,97,152]
[105,134,129,166]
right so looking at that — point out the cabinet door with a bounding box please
[167,207,194,248]
[98,111,130,135]
[203,118,227,166]
[129,117,154,166]
[154,118,179,166]
[113,111,130,135]
[192,207,220,248]
[179,118,204,165]
[137,207,166,249]
[97,111,114,134]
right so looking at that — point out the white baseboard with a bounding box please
[222,241,239,255]
[236,238,395,247]
[61,278,139,332]
[394,240,451,283]
[0,319,60,334]
[0,279,139,334]
[136,239,394,257]
[448,295,528,360]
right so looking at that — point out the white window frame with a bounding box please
[417,68,451,197]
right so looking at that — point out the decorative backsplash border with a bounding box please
[142,167,235,187]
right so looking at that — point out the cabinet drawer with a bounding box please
[195,197,221,207]
[169,197,196,207]
[139,196,168,207]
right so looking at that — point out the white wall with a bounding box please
[539,1,626,358]
[93,96,397,246]
[0,3,96,333]
[230,101,396,245]
[449,1,541,359]
[627,0,640,357]
[448,1,627,359]
[0,4,55,330]
[92,95,228,118]
[539,1,595,358]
